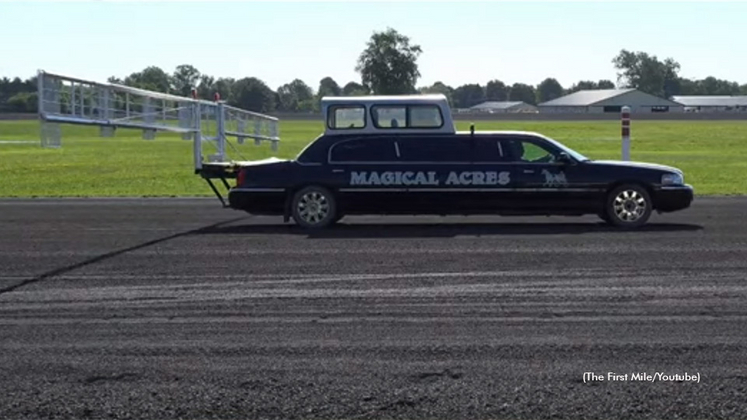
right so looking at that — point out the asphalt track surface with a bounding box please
[1,197,746,420]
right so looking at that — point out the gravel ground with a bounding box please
[1,197,746,419]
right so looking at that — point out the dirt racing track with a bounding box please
[1,197,746,419]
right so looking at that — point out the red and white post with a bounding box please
[621,106,631,161]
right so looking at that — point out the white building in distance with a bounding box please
[468,101,538,113]
[538,89,684,113]
[670,96,747,113]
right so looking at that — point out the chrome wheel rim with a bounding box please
[613,190,647,222]
[297,191,329,224]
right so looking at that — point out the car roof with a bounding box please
[320,94,456,136]
[320,94,448,105]
[455,130,548,138]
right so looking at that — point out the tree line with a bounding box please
[2,28,746,113]
[0,68,372,114]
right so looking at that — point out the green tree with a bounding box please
[172,64,201,97]
[485,80,509,101]
[342,81,369,96]
[275,84,295,111]
[0,76,35,112]
[677,78,701,95]
[7,91,37,112]
[229,77,275,112]
[290,79,314,112]
[612,49,680,97]
[355,28,423,94]
[741,84,747,95]
[317,77,341,97]
[452,84,485,108]
[289,79,313,102]
[123,66,171,93]
[536,78,564,103]
[675,77,741,96]
[276,79,314,112]
[196,75,216,100]
[698,76,740,95]
[566,79,616,94]
[419,81,454,104]
[508,83,537,105]
[212,78,236,101]
[567,80,597,93]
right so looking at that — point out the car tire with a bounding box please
[291,185,337,229]
[605,184,652,228]
[598,212,612,224]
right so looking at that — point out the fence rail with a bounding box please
[36,70,280,170]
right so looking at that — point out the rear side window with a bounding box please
[371,106,406,128]
[329,138,398,162]
[473,138,509,162]
[328,106,366,129]
[397,137,471,162]
[371,105,444,129]
[409,106,443,128]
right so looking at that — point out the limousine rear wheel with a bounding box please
[605,184,652,228]
[291,185,338,229]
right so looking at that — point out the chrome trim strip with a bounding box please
[338,188,602,193]
[328,161,565,166]
[231,188,285,192]
[658,186,692,190]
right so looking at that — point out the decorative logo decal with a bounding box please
[349,171,511,186]
[541,169,568,187]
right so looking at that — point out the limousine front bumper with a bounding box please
[653,184,694,213]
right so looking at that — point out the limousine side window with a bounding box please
[503,138,558,163]
[329,138,398,162]
[397,137,472,162]
[473,137,510,162]
[328,106,366,129]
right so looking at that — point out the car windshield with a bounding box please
[538,134,590,162]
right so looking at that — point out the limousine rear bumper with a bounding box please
[653,184,694,213]
[228,188,286,215]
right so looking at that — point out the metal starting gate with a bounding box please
[37,70,280,204]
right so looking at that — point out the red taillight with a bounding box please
[236,169,245,187]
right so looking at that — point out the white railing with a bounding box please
[37,70,280,171]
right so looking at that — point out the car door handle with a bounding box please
[523,169,535,174]
[332,169,345,173]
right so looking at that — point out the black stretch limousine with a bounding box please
[227,95,693,229]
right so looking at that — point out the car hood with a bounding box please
[587,160,682,174]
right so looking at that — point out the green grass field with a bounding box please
[0,119,745,196]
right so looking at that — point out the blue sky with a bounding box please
[1,1,745,91]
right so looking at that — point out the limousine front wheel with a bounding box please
[291,186,338,229]
[605,184,652,228]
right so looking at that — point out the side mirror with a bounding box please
[557,152,575,166]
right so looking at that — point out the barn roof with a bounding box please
[470,101,532,110]
[670,96,747,107]
[538,89,636,106]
